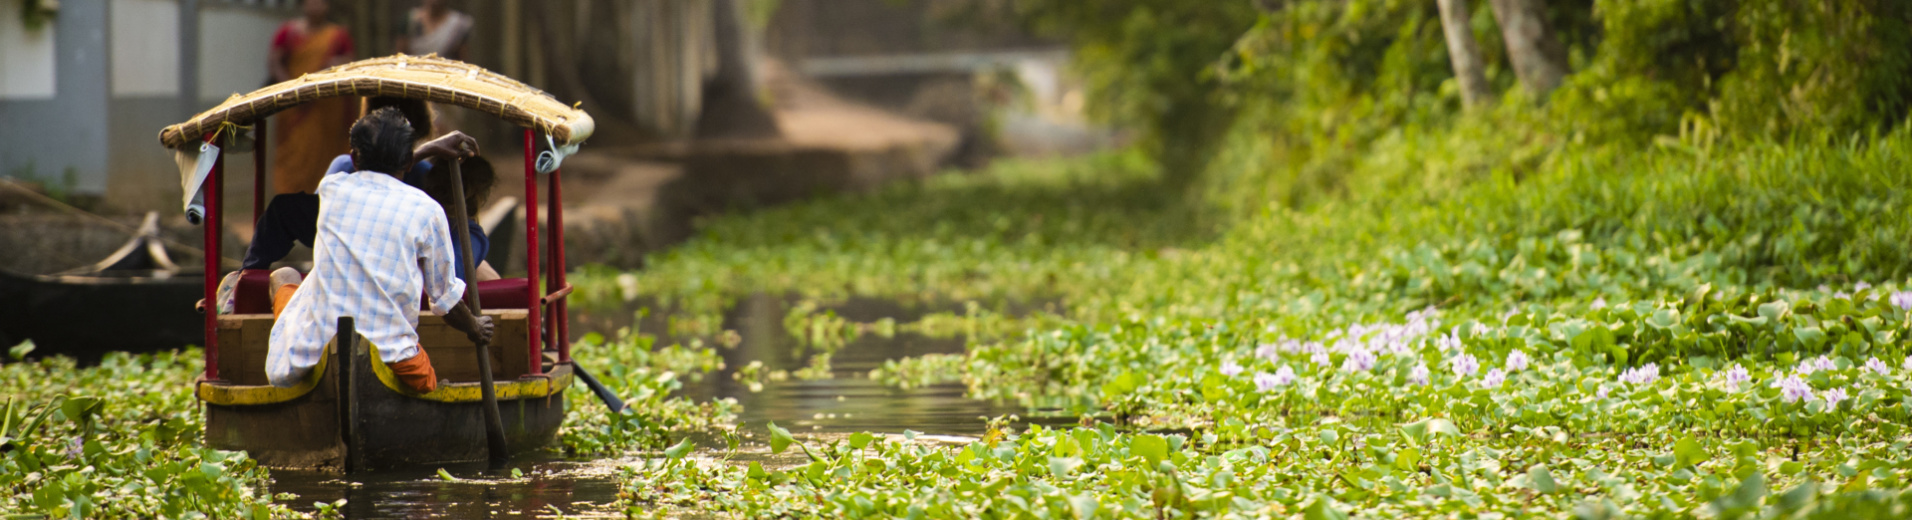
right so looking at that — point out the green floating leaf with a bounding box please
[663,437,695,459]
[1131,434,1168,464]
[767,421,795,454]
[59,396,102,425]
[848,431,875,450]
[1394,447,1422,471]
[1303,495,1349,520]
[7,340,33,361]
[1528,465,1559,494]
[1101,371,1139,400]
[1673,437,1705,468]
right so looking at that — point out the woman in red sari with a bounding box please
[266,0,356,196]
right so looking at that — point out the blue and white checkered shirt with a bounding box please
[267,170,466,388]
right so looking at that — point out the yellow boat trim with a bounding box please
[368,346,573,403]
[195,343,331,406]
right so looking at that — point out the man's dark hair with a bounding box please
[363,96,433,140]
[349,107,415,176]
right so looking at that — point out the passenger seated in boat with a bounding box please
[416,155,501,282]
[266,107,493,393]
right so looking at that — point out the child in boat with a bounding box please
[266,107,492,393]
[419,155,499,281]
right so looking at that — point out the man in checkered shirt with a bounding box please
[266,107,493,392]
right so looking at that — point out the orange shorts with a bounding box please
[271,284,297,318]
[388,348,439,393]
[274,283,438,393]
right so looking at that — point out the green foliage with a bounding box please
[591,120,1912,515]
[0,350,295,518]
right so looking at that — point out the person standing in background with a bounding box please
[396,0,474,132]
[266,0,357,196]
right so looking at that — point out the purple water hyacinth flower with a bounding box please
[1597,386,1611,398]
[1778,374,1815,403]
[1865,357,1891,376]
[1720,364,1751,391]
[1220,360,1245,377]
[1821,387,1849,409]
[1408,363,1431,386]
[1856,281,1874,292]
[1591,297,1607,310]
[1311,350,1333,367]
[1481,368,1507,389]
[1903,356,1912,373]
[1254,365,1297,391]
[1893,291,1912,311]
[1505,350,1531,372]
[1797,356,1836,375]
[1834,291,1851,300]
[1449,352,1480,377]
[1275,365,1298,384]
[1437,333,1462,351]
[1619,363,1660,385]
[1255,343,1280,361]
[1341,348,1377,372]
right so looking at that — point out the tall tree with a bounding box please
[1487,0,1568,99]
[695,0,781,139]
[1436,0,1494,109]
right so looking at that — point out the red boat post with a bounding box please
[548,159,569,363]
[202,132,225,380]
[522,129,542,374]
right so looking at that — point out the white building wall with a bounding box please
[0,5,58,99]
[111,0,183,98]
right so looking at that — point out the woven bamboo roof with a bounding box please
[158,55,594,149]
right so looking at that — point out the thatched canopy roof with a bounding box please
[158,55,594,149]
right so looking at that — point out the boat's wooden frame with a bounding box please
[168,55,587,472]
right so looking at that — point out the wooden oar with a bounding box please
[446,159,510,470]
[572,364,628,413]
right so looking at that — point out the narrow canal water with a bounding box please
[270,294,1074,518]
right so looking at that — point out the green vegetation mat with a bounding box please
[11,1,1912,518]
[588,129,1912,518]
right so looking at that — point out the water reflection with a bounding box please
[273,293,1071,518]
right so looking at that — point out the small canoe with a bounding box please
[0,213,203,364]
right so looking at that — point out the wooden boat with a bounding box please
[162,55,591,471]
[0,212,204,364]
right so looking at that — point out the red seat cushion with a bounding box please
[233,269,282,314]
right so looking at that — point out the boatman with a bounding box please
[265,107,493,393]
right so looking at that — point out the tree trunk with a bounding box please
[694,0,781,139]
[1487,0,1568,99]
[1436,0,1494,109]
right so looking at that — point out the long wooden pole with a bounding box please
[447,158,510,469]
[253,120,267,219]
